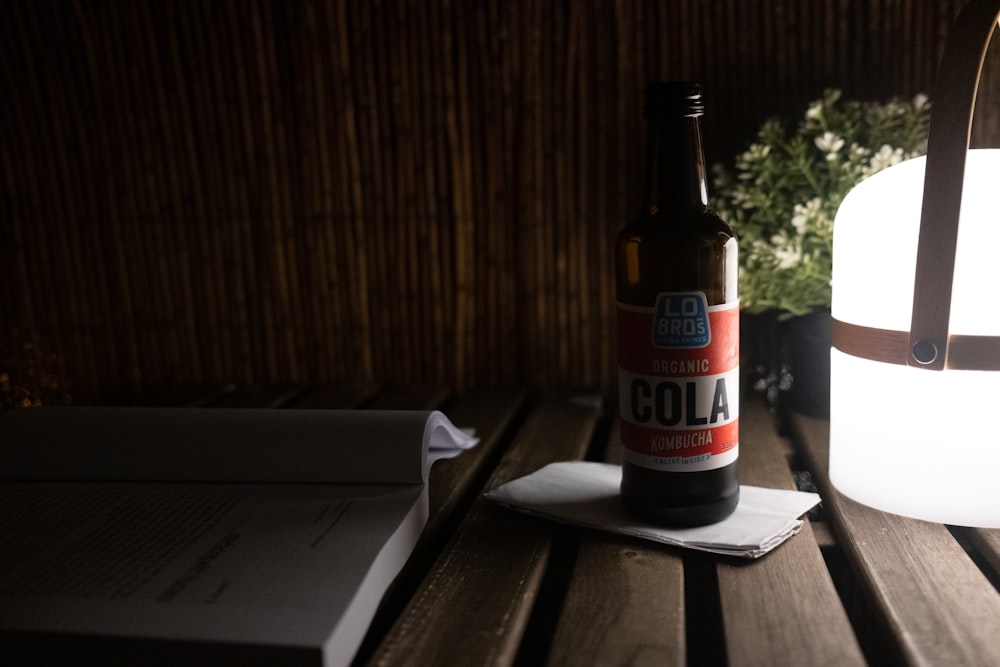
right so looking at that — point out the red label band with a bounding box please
[617,300,739,376]
[619,420,739,470]
[617,295,739,472]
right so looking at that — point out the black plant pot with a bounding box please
[782,309,832,418]
[741,309,831,419]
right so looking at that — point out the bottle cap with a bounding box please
[644,81,704,117]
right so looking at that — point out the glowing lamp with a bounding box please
[830,0,1000,527]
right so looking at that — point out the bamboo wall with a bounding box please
[3,0,998,402]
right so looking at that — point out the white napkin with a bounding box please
[485,461,820,559]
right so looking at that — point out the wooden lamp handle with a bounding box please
[908,0,1000,370]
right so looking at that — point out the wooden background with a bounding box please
[3,0,999,402]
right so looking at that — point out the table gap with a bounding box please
[821,542,908,666]
[583,401,614,463]
[820,545,874,664]
[513,528,582,666]
[684,554,726,665]
[781,408,884,663]
[513,394,610,664]
[949,526,1000,595]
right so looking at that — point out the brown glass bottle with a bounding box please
[615,82,739,526]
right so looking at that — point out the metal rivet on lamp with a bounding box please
[830,0,1000,527]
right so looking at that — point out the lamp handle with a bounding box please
[908,0,1000,370]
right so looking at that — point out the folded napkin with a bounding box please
[485,461,820,559]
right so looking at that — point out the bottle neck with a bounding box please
[643,114,709,214]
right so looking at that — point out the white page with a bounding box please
[0,480,428,666]
[486,462,821,559]
[0,408,476,484]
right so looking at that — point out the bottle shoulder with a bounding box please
[617,207,735,243]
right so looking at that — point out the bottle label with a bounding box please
[617,292,739,472]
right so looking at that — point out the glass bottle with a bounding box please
[615,81,740,526]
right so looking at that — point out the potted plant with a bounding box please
[712,89,930,415]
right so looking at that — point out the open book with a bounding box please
[0,407,478,666]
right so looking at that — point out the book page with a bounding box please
[0,479,428,665]
[0,408,476,484]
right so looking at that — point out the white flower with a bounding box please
[767,232,802,269]
[815,131,845,161]
[913,93,930,110]
[773,245,802,270]
[791,211,807,234]
[806,102,823,120]
[731,188,753,209]
[738,143,771,170]
[791,198,823,235]
[867,144,906,173]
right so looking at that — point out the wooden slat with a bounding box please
[551,533,686,666]
[282,383,381,409]
[362,386,453,411]
[548,422,686,666]
[716,399,864,667]
[123,384,236,407]
[366,393,604,666]
[205,384,306,408]
[792,413,1000,665]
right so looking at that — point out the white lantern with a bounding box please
[829,0,1000,527]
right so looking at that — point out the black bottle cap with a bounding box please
[644,81,705,117]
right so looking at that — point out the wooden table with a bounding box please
[136,384,1000,666]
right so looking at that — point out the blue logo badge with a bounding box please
[652,292,711,348]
